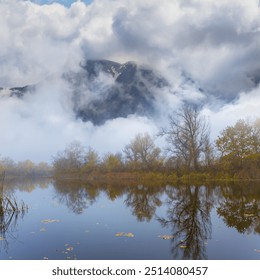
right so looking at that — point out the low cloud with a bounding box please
[0,0,260,162]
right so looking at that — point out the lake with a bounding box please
[0,178,260,260]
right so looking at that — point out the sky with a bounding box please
[1,0,260,163]
[30,0,93,6]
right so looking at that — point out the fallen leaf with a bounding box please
[158,235,175,240]
[180,245,187,249]
[66,247,74,252]
[254,249,260,253]
[125,233,134,237]
[115,232,134,237]
[41,219,60,224]
[0,236,5,241]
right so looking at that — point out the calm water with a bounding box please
[0,178,260,260]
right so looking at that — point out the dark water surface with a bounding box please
[0,178,260,260]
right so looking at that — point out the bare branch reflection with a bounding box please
[53,179,99,214]
[125,185,164,222]
[158,185,213,259]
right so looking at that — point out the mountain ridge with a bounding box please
[0,59,170,125]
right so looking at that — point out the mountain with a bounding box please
[65,60,169,125]
[0,60,170,125]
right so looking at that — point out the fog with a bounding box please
[1,0,260,162]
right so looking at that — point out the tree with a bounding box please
[216,119,260,176]
[102,153,123,172]
[160,105,210,171]
[52,141,86,176]
[216,119,260,159]
[17,160,36,176]
[82,147,99,173]
[123,133,162,170]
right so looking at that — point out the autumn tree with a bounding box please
[160,105,211,171]
[123,133,162,171]
[52,141,86,176]
[216,119,260,176]
[216,119,260,158]
[82,147,99,173]
[16,160,36,176]
[102,153,123,172]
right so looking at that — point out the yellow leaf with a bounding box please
[125,233,134,237]
[115,232,134,237]
[41,219,60,224]
[158,235,174,240]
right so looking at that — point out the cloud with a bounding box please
[0,0,260,162]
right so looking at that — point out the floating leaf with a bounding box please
[158,235,175,240]
[41,219,60,224]
[66,247,74,252]
[180,245,187,249]
[0,236,5,241]
[125,233,134,237]
[115,232,134,237]
[254,249,260,253]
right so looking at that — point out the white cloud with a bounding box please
[1,0,260,162]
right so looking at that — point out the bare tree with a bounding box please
[160,105,210,171]
[123,133,162,170]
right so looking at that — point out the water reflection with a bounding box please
[158,185,213,259]
[216,182,260,235]
[1,178,260,259]
[3,177,49,194]
[53,179,99,214]
[0,180,28,252]
[125,185,164,221]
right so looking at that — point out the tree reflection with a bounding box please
[125,185,164,222]
[53,179,100,214]
[217,182,260,235]
[158,185,213,259]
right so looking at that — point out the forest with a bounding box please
[1,105,260,182]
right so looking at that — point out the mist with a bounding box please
[1,0,260,163]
